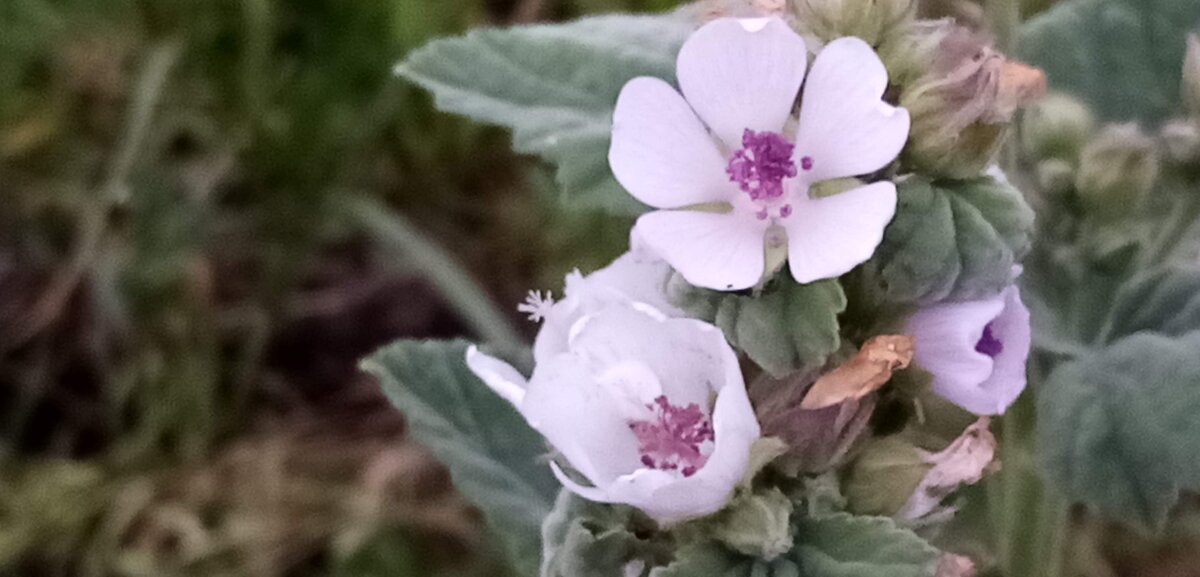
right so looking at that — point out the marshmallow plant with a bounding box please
[366,0,1200,575]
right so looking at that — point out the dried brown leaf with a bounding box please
[801,335,914,410]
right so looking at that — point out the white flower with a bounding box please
[609,17,910,291]
[527,241,685,368]
[905,286,1031,415]
[467,303,760,524]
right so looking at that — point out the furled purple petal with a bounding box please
[906,286,1030,415]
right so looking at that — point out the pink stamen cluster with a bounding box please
[726,129,798,202]
[976,323,1004,357]
[628,395,715,477]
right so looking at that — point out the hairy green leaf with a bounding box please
[541,491,648,577]
[1100,264,1200,343]
[649,543,798,577]
[671,277,847,378]
[860,176,1034,306]
[395,14,694,215]
[1038,331,1200,531]
[362,339,557,576]
[1019,0,1200,123]
[792,513,940,577]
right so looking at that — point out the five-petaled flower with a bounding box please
[609,17,911,291]
[467,302,760,524]
[905,286,1032,415]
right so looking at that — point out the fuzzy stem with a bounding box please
[987,0,1021,53]
[344,196,528,358]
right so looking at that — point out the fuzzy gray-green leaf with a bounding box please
[362,339,557,576]
[671,277,847,378]
[1099,264,1200,343]
[1038,331,1200,531]
[792,513,940,577]
[860,176,1034,306]
[1019,0,1200,123]
[395,14,694,215]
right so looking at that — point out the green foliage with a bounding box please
[649,543,798,577]
[1038,331,1200,531]
[671,277,847,378]
[395,13,695,215]
[362,339,558,576]
[1019,0,1200,123]
[541,491,654,577]
[649,514,940,577]
[1099,264,1200,342]
[859,176,1035,306]
[333,529,426,577]
[0,462,110,566]
[792,514,940,577]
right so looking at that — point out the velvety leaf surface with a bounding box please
[792,513,940,577]
[396,14,694,214]
[649,543,798,577]
[1099,264,1200,343]
[362,339,557,576]
[1019,0,1200,123]
[1038,331,1200,531]
[671,277,847,378]
[860,176,1034,306]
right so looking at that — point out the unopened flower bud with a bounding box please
[843,437,929,516]
[751,369,877,476]
[1161,119,1200,165]
[710,488,794,560]
[896,26,1046,178]
[1035,159,1076,199]
[1183,34,1200,116]
[876,19,954,88]
[1075,124,1160,222]
[1021,93,1094,162]
[791,0,916,46]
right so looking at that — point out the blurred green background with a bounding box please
[0,0,681,575]
[0,0,1180,576]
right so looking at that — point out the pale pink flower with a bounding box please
[610,17,910,291]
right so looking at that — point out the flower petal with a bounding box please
[610,77,736,208]
[978,287,1031,414]
[523,356,643,485]
[906,295,1008,415]
[635,210,770,291]
[602,381,759,524]
[677,18,808,149]
[793,37,910,183]
[567,305,737,410]
[784,181,897,284]
[465,346,528,407]
[532,248,684,364]
[582,249,685,318]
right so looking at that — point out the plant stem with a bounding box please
[3,41,180,353]
[987,0,1021,53]
[345,196,528,359]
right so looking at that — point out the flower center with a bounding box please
[726,129,798,202]
[628,395,714,477]
[976,323,1004,358]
